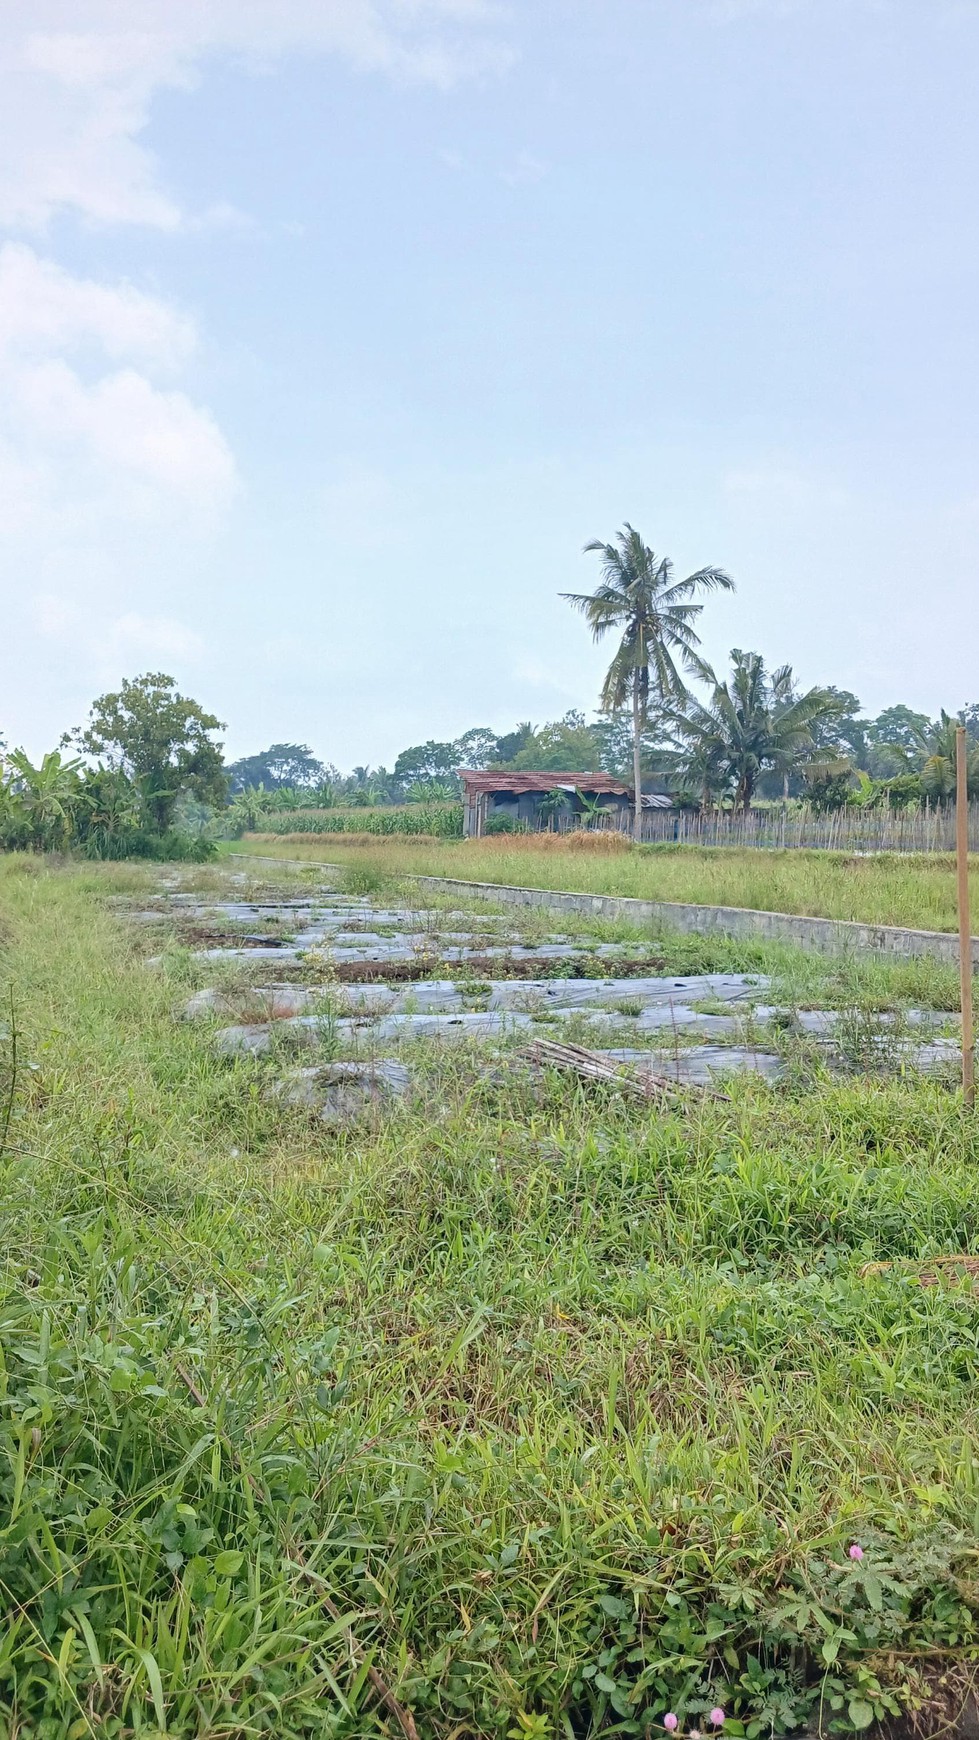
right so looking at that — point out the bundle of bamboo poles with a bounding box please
[519,1037,729,1104]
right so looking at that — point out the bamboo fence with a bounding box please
[601,803,979,852]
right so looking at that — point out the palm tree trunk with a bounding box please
[632,679,643,843]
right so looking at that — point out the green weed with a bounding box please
[1,858,979,1736]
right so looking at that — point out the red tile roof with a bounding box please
[458,770,632,796]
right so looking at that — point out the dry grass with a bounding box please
[482,829,635,853]
[258,829,449,846]
[230,834,979,933]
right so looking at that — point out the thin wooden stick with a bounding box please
[957,728,975,1108]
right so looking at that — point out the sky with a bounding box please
[3,0,979,767]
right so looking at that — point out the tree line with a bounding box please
[227,688,979,837]
[2,525,976,855]
[228,526,977,835]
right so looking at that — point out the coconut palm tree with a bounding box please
[667,650,843,813]
[919,711,979,802]
[870,710,979,803]
[562,525,734,839]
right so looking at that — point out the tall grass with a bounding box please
[3,856,979,1734]
[231,834,979,934]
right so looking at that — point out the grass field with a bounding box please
[4,853,979,1738]
[229,835,979,936]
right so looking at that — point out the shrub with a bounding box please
[340,860,389,896]
[84,829,217,863]
[482,812,529,835]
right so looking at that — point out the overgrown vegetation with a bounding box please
[1,674,224,860]
[229,835,979,934]
[2,855,979,1736]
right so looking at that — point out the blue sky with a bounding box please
[3,0,978,766]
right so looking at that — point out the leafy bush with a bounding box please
[483,811,529,835]
[805,772,855,814]
[884,773,926,811]
[84,828,217,862]
[340,859,389,895]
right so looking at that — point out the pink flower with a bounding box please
[848,1543,864,1561]
[709,1709,726,1727]
[663,1716,679,1732]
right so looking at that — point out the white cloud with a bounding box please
[0,243,236,508]
[17,361,234,498]
[500,150,548,187]
[0,2,511,232]
[34,595,204,665]
[0,242,193,366]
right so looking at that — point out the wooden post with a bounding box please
[956,727,974,1107]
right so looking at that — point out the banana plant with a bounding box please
[6,750,83,850]
[575,788,614,829]
[79,765,142,849]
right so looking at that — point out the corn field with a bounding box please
[249,803,464,838]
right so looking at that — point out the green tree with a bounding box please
[803,769,857,814]
[493,723,535,765]
[68,674,228,833]
[866,704,933,777]
[226,743,325,792]
[808,688,869,769]
[869,703,933,751]
[455,728,501,769]
[393,741,460,795]
[536,787,572,827]
[593,706,670,780]
[562,525,734,838]
[668,650,844,813]
[511,711,603,771]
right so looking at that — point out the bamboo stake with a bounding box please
[956,727,974,1108]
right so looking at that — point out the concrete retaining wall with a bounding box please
[232,853,978,966]
[412,875,979,966]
